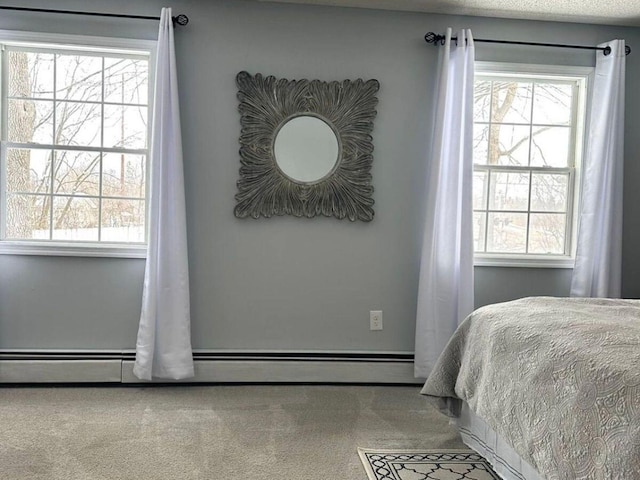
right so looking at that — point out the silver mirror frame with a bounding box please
[234,71,380,221]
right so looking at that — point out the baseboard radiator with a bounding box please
[0,351,422,384]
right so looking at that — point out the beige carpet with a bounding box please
[0,385,465,480]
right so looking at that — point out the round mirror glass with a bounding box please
[274,115,339,183]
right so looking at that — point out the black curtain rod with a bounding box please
[425,32,631,56]
[0,5,189,26]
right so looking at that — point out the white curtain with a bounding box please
[570,40,626,298]
[414,28,475,378]
[134,8,194,380]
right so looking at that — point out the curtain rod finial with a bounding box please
[424,32,446,45]
[172,14,189,26]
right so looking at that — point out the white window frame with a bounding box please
[473,62,592,269]
[0,30,155,258]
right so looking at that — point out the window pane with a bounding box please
[531,173,568,212]
[52,196,99,241]
[473,124,489,164]
[8,99,54,144]
[103,105,147,149]
[487,212,528,253]
[5,194,50,239]
[473,170,488,210]
[491,124,530,166]
[8,51,55,99]
[474,80,491,121]
[491,82,532,124]
[55,101,102,147]
[530,127,570,167]
[6,148,51,194]
[2,46,149,247]
[104,58,148,104]
[532,83,573,125]
[101,199,145,243]
[529,214,566,254]
[489,171,530,211]
[53,151,100,196]
[56,54,103,102]
[474,212,487,252]
[102,153,146,198]
[471,70,584,261]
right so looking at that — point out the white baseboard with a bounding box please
[0,351,421,384]
[0,360,122,383]
[121,359,419,384]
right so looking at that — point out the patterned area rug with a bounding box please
[358,449,501,480]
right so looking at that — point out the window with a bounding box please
[473,63,590,268]
[0,33,153,257]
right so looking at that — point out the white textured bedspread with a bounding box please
[421,297,640,480]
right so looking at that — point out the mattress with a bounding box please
[422,296,640,479]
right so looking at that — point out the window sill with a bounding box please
[0,241,147,259]
[474,254,574,269]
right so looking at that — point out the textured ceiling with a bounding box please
[261,0,640,26]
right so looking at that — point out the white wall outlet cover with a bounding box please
[370,310,383,330]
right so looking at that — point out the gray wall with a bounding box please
[0,0,639,352]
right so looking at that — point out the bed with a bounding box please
[421,296,640,480]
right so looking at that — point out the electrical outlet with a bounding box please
[370,310,383,331]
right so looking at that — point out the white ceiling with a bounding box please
[261,0,640,27]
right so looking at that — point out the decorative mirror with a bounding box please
[234,71,380,221]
